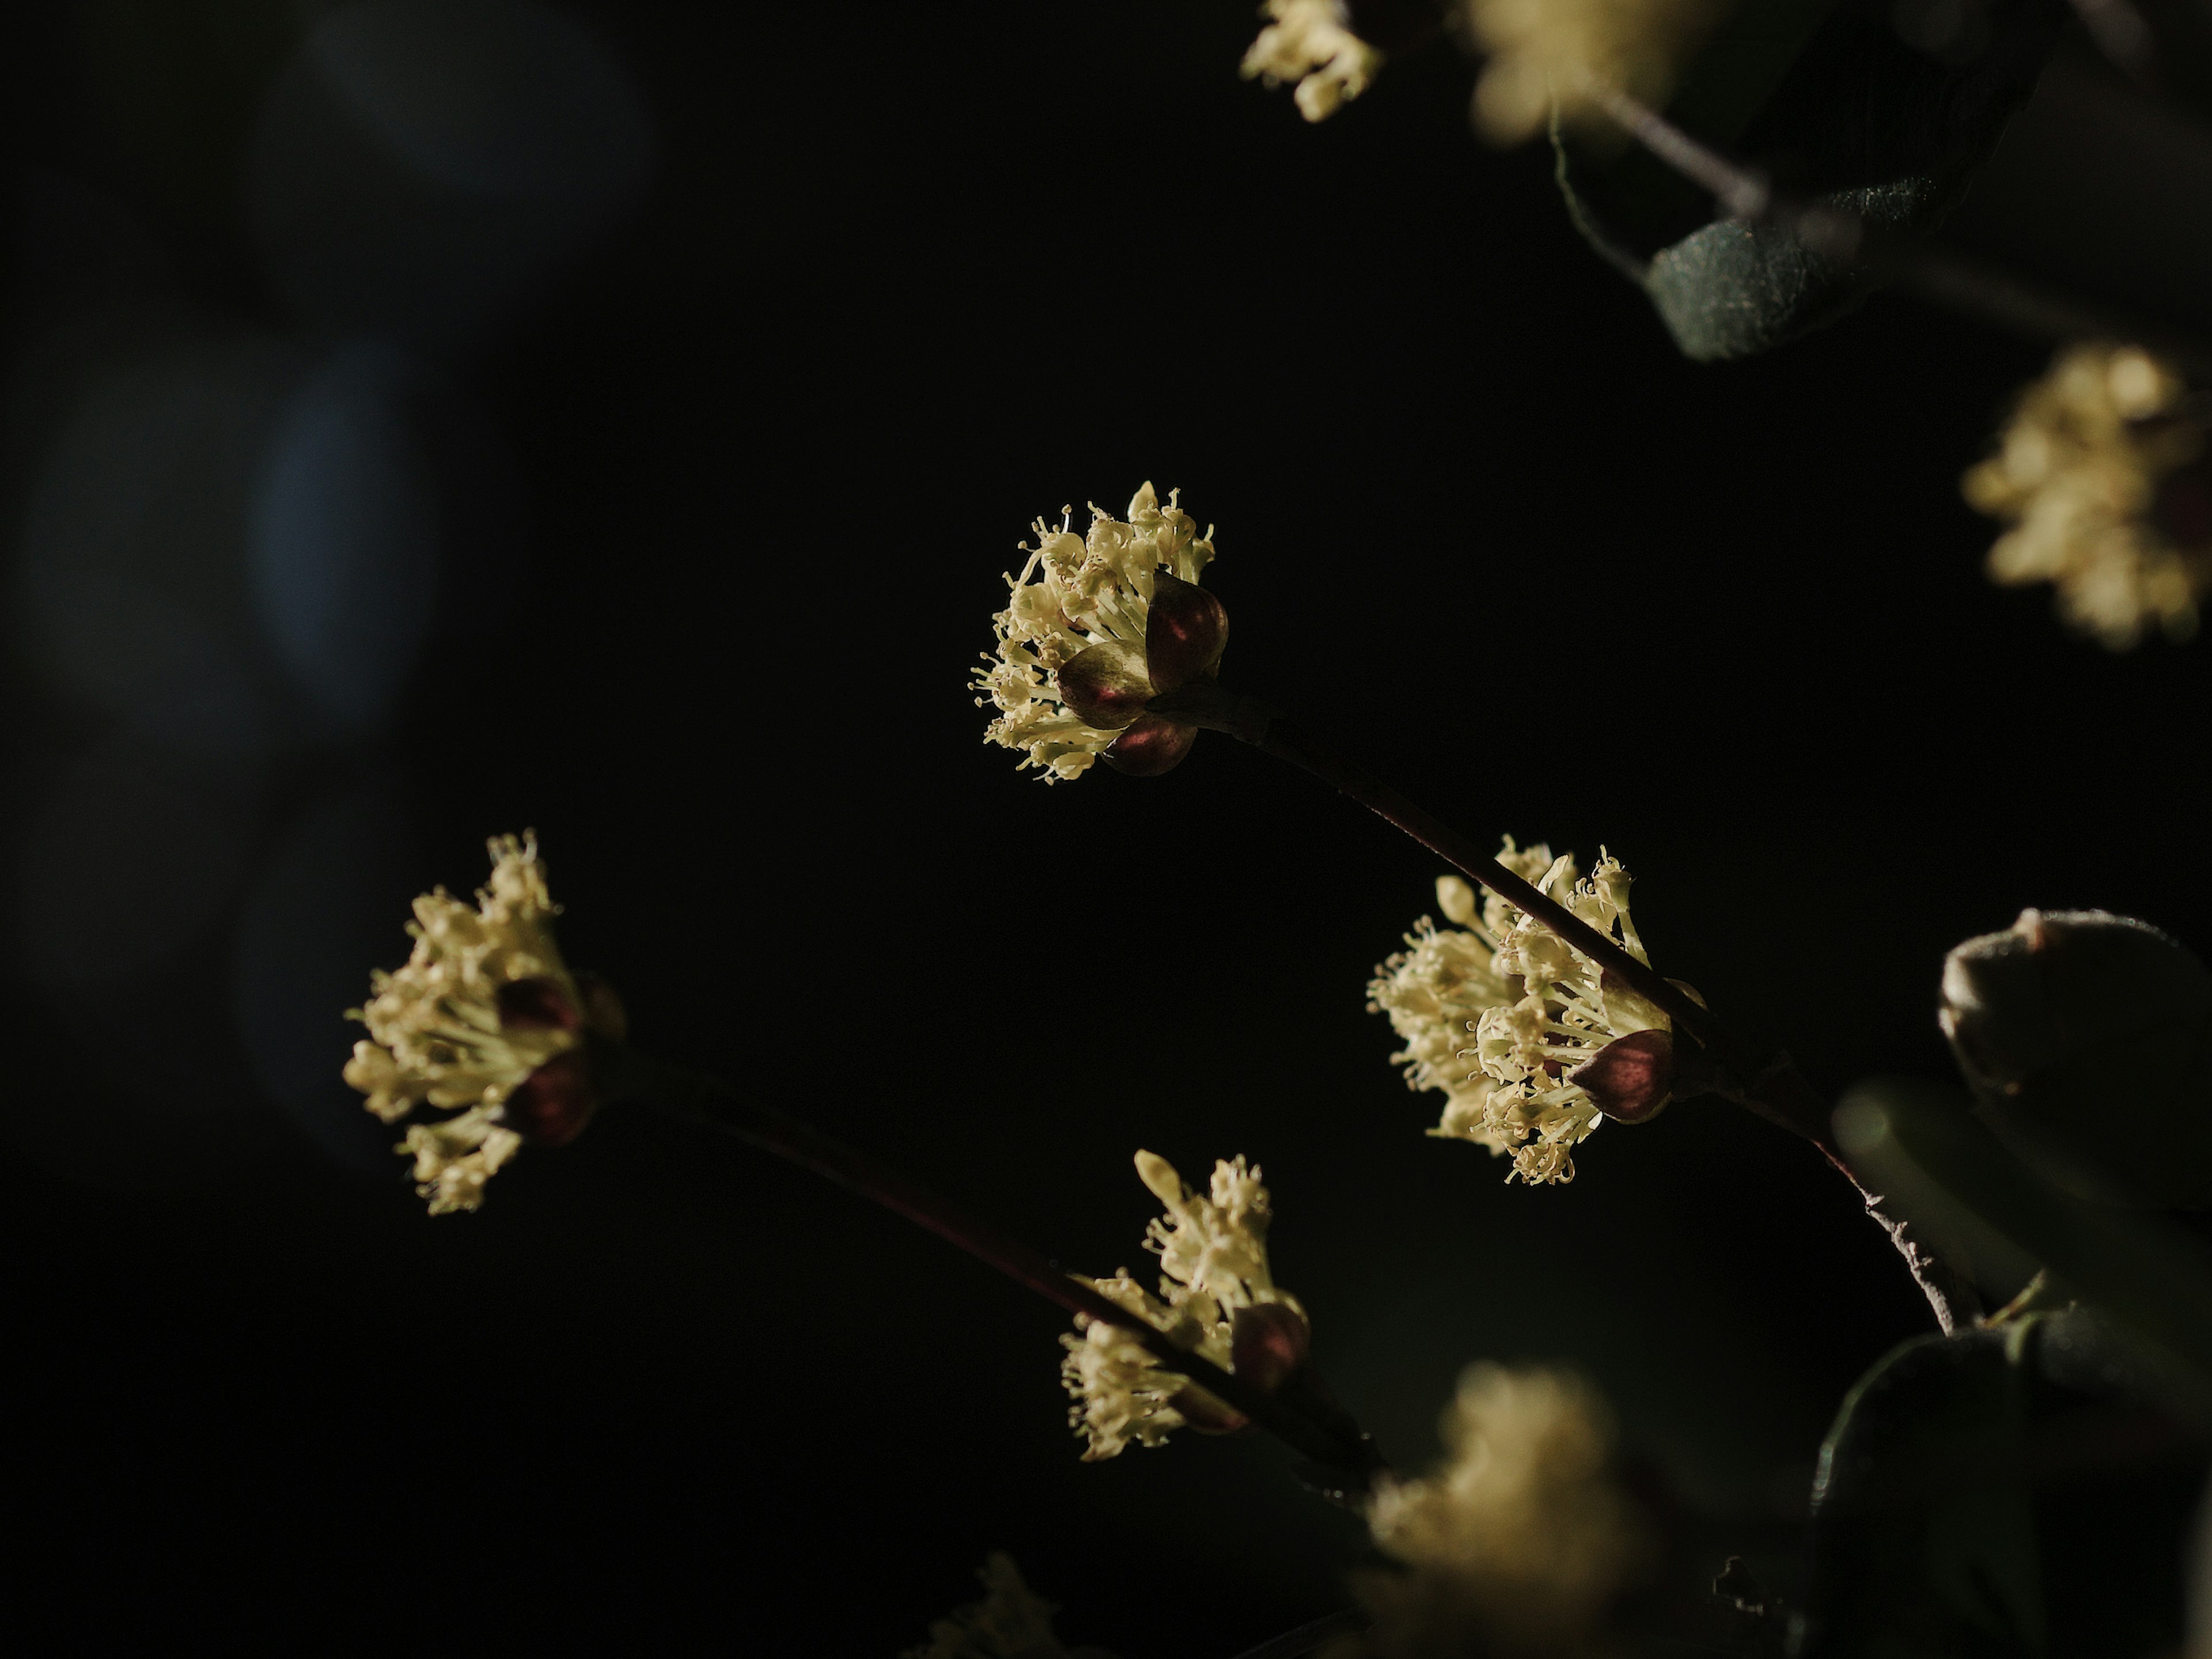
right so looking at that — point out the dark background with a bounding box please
[1,2,2206,1653]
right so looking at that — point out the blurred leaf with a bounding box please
[1802,1325,2046,1657]
[1558,0,2061,358]
[1838,1080,2212,1417]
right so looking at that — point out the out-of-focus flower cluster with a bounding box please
[1465,0,1727,142]
[1369,842,1669,1185]
[343,834,581,1214]
[905,1553,1114,1659]
[1963,343,2211,649]
[1241,0,1382,122]
[974,484,1217,782]
[1060,1150,1308,1460]
[1343,1365,1653,1658]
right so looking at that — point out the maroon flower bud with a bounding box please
[1230,1301,1313,1392]
[502,1049,599,1147]
[1054,640,1153,730]
[1569,1029,1674,1123]
[1104,714,1199,776]
[1173,1384,1252,1435]
[495,976,581,1032]
[1144,571,1229,695]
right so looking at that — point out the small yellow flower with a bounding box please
[1059,1150,1308,1460]
[1963,343,2211,649]
[1354,1365,1654,1656]
[1368,842,1558,1159]
[1465,0,1727,143]
[1241,0,1382,122]
[1372,843,1671,1185]
[974,484,1222,783]
[343,833,588,1215]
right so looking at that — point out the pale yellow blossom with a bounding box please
[1465,0,1728,142]
[343,833,581,1214]
[1059,1150,1306,1460]
[1349,1365,1653,1657]
[1242,0,1382,122]
[1471,849,1671,1185]
[1963,343,2211,649]
[1372,842,1666,1184]
[974,484,1217,782]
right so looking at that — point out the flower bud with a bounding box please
[1939,908,2212,1207]
[1568,1029,1672,1124]
[1143,570,1229,695]
[1054,640,1152,730]
[501,1049,599,1147]
[1103,714,1198,777]
[1434,874,1478,927]
[1230,1301,1312,1392]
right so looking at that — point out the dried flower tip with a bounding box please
[1356,1364,1653,1654]
[1465,0,1728,142]
[343,832,587,1213]
[1242,0,1383,122]
[1964,343,2211,649]
[975,484,1221,783]
[1059,1151,1308,1460]
[904,1552,1112,1659]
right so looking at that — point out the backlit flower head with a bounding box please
[1355,1364,1654,1656]
[1963,343,2212,649]
[1465,0,1726,142]
[1367,842,1559,1159]
[1242,0,1382,122]
[343,834,595,1215]
[974,484,1226,783]
[905,1553,1111,1659]
[1060,1150,1309,1460]
[1370,842,1672,1184]
[1471,848,1676,1185]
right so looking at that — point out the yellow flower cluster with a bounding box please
[974,484,1217,782]
[1465,0,1726,142]
[1963,343,2210,649]
[1241,0,1382,122]
[1369,842,1669,1185]
[1060,1150,1306,1460]
[1354,1365,1652,1656]
[343,834,581,1214]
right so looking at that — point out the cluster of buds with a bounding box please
[1060,1151,1311,1460]
[343,835,622,1214]
[973,484,1229,782]
[1963,343,2212,649]
[1370,843,1680,1185]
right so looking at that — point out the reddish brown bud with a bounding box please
[1144,571,1229,695]
[1054,640,1151,730]
[496,976,581,1032]
[503,1050,599,1146]
[1173,1383,1251,1435]
[1230,1302,1312,1393]
[1570,1029,1673,1123]
[1103,713,1198,777]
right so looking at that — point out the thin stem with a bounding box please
[1581,81,2212,379]
[1145,681,1981,1333]
[584,1035,1389,1483]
